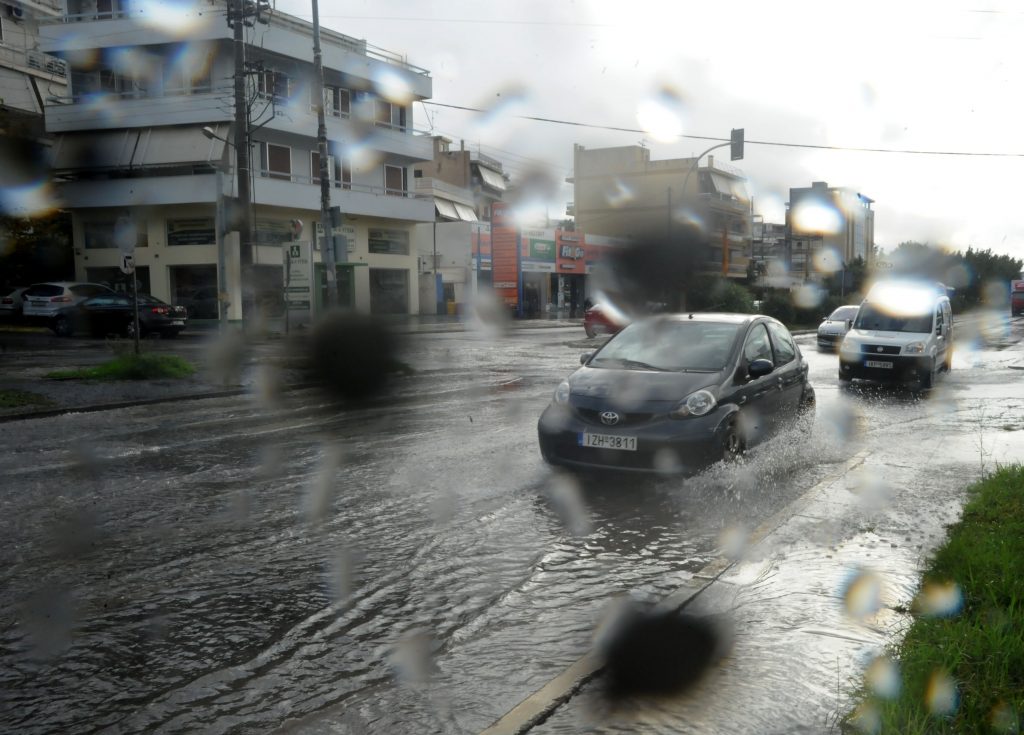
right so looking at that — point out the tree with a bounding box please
[0,211,74,287]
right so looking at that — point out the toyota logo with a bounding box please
[600,411,621,426]
[877,347,884,353]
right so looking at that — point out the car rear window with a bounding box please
[25,284,64,297]
[71,284,110,297]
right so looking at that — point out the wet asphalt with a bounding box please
[1,317,1023,733]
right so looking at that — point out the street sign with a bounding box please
[284,241,313,324]
[114,215,137,255]
[119,254,135,274]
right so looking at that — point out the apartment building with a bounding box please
[412,136,507,221]
[787,181,874,279]
[0,0,67,135]
[567,144,752,280]
[38,0,434,319]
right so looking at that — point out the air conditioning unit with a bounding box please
[8,4,25,18]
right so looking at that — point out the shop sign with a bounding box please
[560,244,585,259]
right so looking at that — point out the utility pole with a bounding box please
[311,0,337,308]
[228,0,257,324]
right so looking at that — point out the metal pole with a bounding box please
[215,167,228,330]
[131,267,140,355]
[231,0,255,325]
[680,141,731,203]
[311,0,337,308]
[666,186,672,244]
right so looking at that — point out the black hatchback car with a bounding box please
[537,313,815,474]
[52,293,188,338]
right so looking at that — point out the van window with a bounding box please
[854,303,933,333]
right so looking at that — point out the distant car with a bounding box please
[51,293,188,338]
[817,305,860,352]
[0,287,28,319]
[22,282,115,320]
[177,286,220,320]
[583,303,629,338]
[538,313,815,474]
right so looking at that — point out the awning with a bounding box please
[50,124,228,171]
[476,164,506,191]
[454,202,478,222]
[434,197,459,220]
[709,171,749,202]
[0,67,41,114]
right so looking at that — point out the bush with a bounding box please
[687,279,756,313]
[46,353,195,380]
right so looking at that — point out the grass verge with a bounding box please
[843,464,1024,733]
[46,353,195,381]
[0,388,54,408]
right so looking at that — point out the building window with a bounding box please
[322,86,350,117]
[263,143,291,181]
[84,220,148,249]
[255,219,293,245]
[368,228,409,255]
[258,70,290,102]
[384,165,406,196]
[311,151,351,189]
[375,100,406,130]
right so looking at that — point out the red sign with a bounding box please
[491,203,519,306]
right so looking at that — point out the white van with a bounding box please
[838,280,953,389]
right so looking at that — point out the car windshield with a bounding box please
[854,303,933,333]
[828,306,859,321]
[589,319,740,372]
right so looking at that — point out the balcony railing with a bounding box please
[471,150,503,171]
[256,169,430,200]
[414,176,473,200]
[0,46,68,79]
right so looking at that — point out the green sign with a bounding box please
[528,238,556,261]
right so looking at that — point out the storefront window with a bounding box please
[167,219,215,246]
[368,228,409,255]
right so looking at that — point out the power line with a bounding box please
[423,101,1024,159]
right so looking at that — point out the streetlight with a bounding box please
[202,126,237,329]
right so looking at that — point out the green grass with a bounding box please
[46,353,195,381]
[0,388,53,408]
[843,465,1024,733]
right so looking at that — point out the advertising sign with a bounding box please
[167,219,216,246]
[522,230,556,273]
[285,242,313,318]
[490,203,520,306]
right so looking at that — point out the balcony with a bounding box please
[252,170,433,222]
[44,88,233,133]
[0,46,68,81]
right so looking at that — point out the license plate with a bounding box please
[170,320,185,326]
[865,360,893,369]
[578,432,637,451]
[31,300,46,306]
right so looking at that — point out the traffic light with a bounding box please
[329,205,343,229]
[730,128,744,161]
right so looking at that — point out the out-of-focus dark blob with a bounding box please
[307,312,406,403]
[598,601,730,698]
[598,229,709,314]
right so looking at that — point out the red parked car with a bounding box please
[583,303,629,338]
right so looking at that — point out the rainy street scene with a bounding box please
[3,1,1024,734]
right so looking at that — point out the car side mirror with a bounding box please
[748,358,774,379]
[846,319,853,329]
[580,352,593,365]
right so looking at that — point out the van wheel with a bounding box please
[920,359,936,390]
[52,315,73,338]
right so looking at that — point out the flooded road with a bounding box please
[1,320,1022,733]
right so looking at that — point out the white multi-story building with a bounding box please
[38,0,434,319]
[0,0,68,132]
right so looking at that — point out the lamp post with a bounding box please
[203,126,241,330]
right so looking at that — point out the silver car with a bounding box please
[21,282,115,320]
[817,305,860,352]
[0,287,28,318]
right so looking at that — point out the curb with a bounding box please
[0,386,254,423]
[479,450,870,735]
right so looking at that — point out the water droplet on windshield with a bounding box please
[925,668,959,716]
[842,568,883,620]
[914,580,963,617]
[544,472,592,537]
[865,655,901,699]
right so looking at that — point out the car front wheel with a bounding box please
[720,417,746,462]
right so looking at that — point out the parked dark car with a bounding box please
[52,293,188,338]
[538,313,815,474]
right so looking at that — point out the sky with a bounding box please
[277,0,1024,259]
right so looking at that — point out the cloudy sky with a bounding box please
[278,0,1024,258]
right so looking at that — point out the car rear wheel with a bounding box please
[52,315,73,338]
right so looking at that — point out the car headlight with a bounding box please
[839,340,859,355]
[670,389,716,419]
[553,380,571,404]
[903,341,926,355]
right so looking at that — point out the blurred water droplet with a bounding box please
[304,444,344,524]
[848,701,881,734]
[820,398,861,444]
[544,473,592,537]
[718,524,750,560]
[842,569,883,620]
[252,364,283,408]
[390,628,437,685]
[925,669,958,716]
[466,288,510,336]
[308,312,402,402]
[845,469,892,512]
[429,492,457,524]
[49,508,101,557]
[989,701,1019,733]
[324,547,353,603]
[791,200,842,234]
[652,448,683,476]
[258,443,284,481]
[605,178,635,208]
[636,85,687,143]
[813,246,844,275]
[22,585,75,659]
[914,580,963,618]
[865,655,901,699]
[473,84,528,130]
[206,328,246,386]
[792,283,826,309]
[372,67,414,105]
[134,0,213,35]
